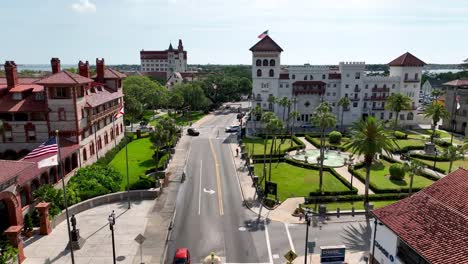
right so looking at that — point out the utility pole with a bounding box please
[304,209,312,264]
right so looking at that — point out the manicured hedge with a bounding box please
[329,131,342,144]
[95,133,134,166]
[434,138,452,148]
[304,193,409,204]
[250,135,304,160]
[394,131,408,139]
[392,145,425,154]
[389,164,405,181]
[409,153,449,162]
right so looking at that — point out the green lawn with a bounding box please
[253,163,350,201]
[109,137,155,190]
[413,129,464,145]
[413,158,468,174]
[356,160,435,191]
[393,138,426,149]
[303,200,398,212]
[245,138,299,156]
[168,111,206,126]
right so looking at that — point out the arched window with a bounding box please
[269,59,275,66]
[404,73,408,80]
[257,69,262,77]
[83,148,87,161]
[256,59,261,66]
[415,73,419,80]
[90,141,95,156]
[269,69,274,77]
[304,75,308,80]
[383,84,387,88]
[407,112,414,120]
[263,59,268,66]
[292,74,295,79]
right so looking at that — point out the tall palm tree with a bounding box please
[385,93,412,130]
[424,103,450,143]
[337,97,351,133]
[431,89,443,102]
[285,99,293,132]
[278,97,291,122]
[261,112,276,187]
[267,95,277,112]
[345,117,396,209]
[265,117,283,183]
[311,102,337,192]
[403,160,425,196]
[444,146,461,173]
[289,110,300,147]
[252,105,263,134]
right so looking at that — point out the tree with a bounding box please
[403,160,425,196]
[385,93,412,129]
[168,92,184,112]
[124,96,143,130]
[260,112,276,187]
[124,76,168,110]
[444,146,462,173]
[424,103,450,143]
[252,105,263,135]
[337,96,351,133]
[265,117,283,186]
[311,102,336,192]
[150,124,171,166]
[33,185,64,217]
[278,97,291,122]
[173,83,210,111]
[267,95,277,112]
[345,117,396,209]
[289,111,300,141]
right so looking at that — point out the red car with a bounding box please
[173,248,190,264]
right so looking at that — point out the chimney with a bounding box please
[78,60,90,78]
[178,39,183,51]
[96,58,105,83]
[51,58,61,74]
[4,61,18,88]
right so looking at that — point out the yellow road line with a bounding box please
[209,138,224,215]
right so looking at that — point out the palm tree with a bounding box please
[345,117,396,209]
[252,105,263,135]
[385,93,412,130]
[431,89,443,102]
[265,117,283,183]
[261,112,276,187]
[289,110,300,147]
[424,103,450,143]
[267,95,277,112]
[278,97,291,122]
[311,102,337,192]
[444,146,461,173]
[403,160,425,196]
[337,97,350,133]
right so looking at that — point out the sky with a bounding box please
[1,0,468,65]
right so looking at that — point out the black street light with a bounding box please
[433,150,439,170]
[371,217,384,264]
[304,209,312,264]
[108,210,116,264]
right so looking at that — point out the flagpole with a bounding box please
[113,117,117,148]
[56,130,75,264]
[123,108,131,209]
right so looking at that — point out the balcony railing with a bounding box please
[372,106,385,110]
[255,96,262,101]
[372,87,390,92]
[88,104,121,124]
[404,78,420,83]
[354,88,361,92]
[364,96,388,101]
[350,97,360,101]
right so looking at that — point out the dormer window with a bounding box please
[12,93,22,100]
[52,87,68,99]
[35,92,44,101]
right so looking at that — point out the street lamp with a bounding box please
[304,209,312,264]
[108,210,116,264]
[433,149,438,170]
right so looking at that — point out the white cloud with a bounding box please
[71,0,97,14]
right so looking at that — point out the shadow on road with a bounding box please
[339,222,372,251]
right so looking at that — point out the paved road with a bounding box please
[165,106,370,264]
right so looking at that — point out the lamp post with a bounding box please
[433,150,438,170]
[304,209,312,264]
[108,210,116,264]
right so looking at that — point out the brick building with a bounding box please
[0,58,126,234]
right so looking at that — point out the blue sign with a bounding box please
[375,241,395,262]
[320,246,345,263]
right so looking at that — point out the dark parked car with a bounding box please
[187,127,200,136]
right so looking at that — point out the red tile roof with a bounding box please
[372,168,468,264]
[388,52,426,67]
[249,36,283,52]
[292,81,326,86]
[0,160,35,184]
[443,79,468,87]
[279,73,290,80]
[86,86,123,107]
[8,84,44,92]
[92,68,127,79]
[140,50,187,60]
[36,71,93,85]
[0,93,48,112]
[0,78,41,85]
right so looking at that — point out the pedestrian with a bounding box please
[236,148,239,157]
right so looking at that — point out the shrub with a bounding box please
[394,131,407,139]
[130,175,157,190]
[33,185,64,217]
[23,214,33,232]
[434,138,451,147]
[389,164,405,181]
[329,131,342,144]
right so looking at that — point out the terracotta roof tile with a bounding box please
[92,68,127,79]
[0,160,35,184]
[0,78,41,85]
[8,84,44,92]
[372,168,468,264]
[249,36,283,52]
[388,52,426,67]
[0,93,48,112]
[443,79,468,87]
[36,71,93,85]
[86,85,123,107]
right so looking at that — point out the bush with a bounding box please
[33,185,64,217]
[394,131,407,139]
[130,175,157,190]
[23,214,33,232]
[409,153,449,162]
[157,153,170,170]
[95,133,133,166]
[304,193,409,204]
[434,138,451,148]
[329,131,342,144]
[389,164,405,181]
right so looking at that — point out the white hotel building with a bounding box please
[250,36,425,126]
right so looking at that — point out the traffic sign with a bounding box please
[284,250,297,262]
[134,234,146,244]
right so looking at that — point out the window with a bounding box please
[269,69,274,77]
[389,112,393,119]
[25,124,36,141]
[12,93,22,100]
[110,128,114,140]
[404,73,408,80]
[365,84,368,89]
[415,73,419,80]
[345,84,349,88]
[380,113,384,119]
[333,84,337,88]
[90,141,95,156]
[400,114,405,120]
[322,74,326,80]
[263,59,268,66]
[83,148,87,161]
[58,108,66,121]
[345,93,348,98]
[292,74,295,79]
[97,136,102,150]
[3,124,13,142]
[77,87,84,97]
[55,87,68,98]
[257,69,262,77]
[310,75,313,80]
[286,84,289,88]
[327,84,330,87]
[355,84,359,89]
[104,133,109,145]
[355,72,360,79]
[407,112,414,120]
[353,102,358,107]
[327,92,330,96]
[304,101,310,107]
[397,238,430,264]
[120,124,123,133]
[280,84,283,88]
[392,84,396,89]
[346,74,350,78]
[332,92,336,96]
[256,59,261,66]
[270,59,275,66]
[35,92,44,101]
[304,75,307,80]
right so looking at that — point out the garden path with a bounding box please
[297,136,317,150]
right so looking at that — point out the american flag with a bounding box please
[23,137,58,160]
[114,106,124,119]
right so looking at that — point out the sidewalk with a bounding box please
[23,200,155,264]
[297,137,317,150]
[294,251,368,264]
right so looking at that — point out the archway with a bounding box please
[3,149,18,160]
[0,191,22,232]
[72,153,78,169]
[49,167,58,184]
[40,172,49,185]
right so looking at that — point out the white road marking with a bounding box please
[272,254,280,259]
[284,223,296,253]
[264,220,273,264]
[203,188,216,195]
[198,160,202,215]
[238,227,247,231]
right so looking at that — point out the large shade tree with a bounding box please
[311,102,337,192]
[385,93,412,129]
[345,117,397,209]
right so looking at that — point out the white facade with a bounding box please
[251,38,423,127]
[140,39,188,79]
